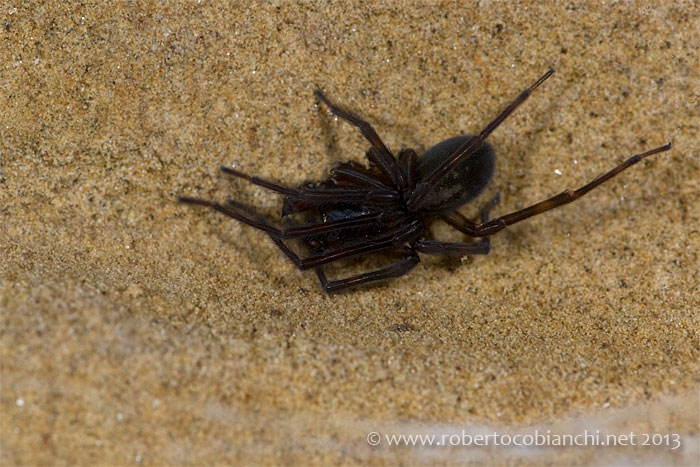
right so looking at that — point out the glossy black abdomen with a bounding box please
[415,135,495,213]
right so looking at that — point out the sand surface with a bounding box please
[2,2,699,465]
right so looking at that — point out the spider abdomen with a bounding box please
[415,135,495,213]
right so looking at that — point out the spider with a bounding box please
[179,69,671,294]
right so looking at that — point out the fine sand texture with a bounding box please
[2,2,699,465]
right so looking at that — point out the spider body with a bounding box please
[180,69,671,294]
[279,137,495,263]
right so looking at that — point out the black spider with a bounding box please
[179,69,671,294]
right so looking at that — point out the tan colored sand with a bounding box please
[2,1,698,465]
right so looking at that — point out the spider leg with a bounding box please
[297,220,423,269]
[179,196,383,239]
[473,192,501,247]
[398,148,418,190]
[412,194,499,257]
[441,143,672,237]
[267,234,305,269]
[268,222,421,272]
[181,199,328,279]
[220,165,399,206]
[413,238,490,256]
[226,198,383,239]
[331,162,391,188]
[297,186,400,205]
[314,246,420,294]
[314,89,407,189]
[479,193,501,223]
[220,166,298,195]
[178,196,284,236]
[193,196,422,270]
[407,69,554,211]
[436,193,500,245]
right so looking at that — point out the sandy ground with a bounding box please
[2,1,699,465]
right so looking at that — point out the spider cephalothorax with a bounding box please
[180,69,671,294]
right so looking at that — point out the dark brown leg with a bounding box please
[252,217,422,271]
[220,166,297,195]
[178,197,312,278]
[408,69,554,211]
[178,196,286,236]
[413,238,490,256]
[415,194,499,256]
[441,143,672,237]
[314,247,420,294]
[479,193,501,223]
[298,221,422,269]
[178,196,383,239]
[398,148,418,190]
[314,90,407,189]
[331,161,390,188]
[267,235,305,269]
[221,165,399,205]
